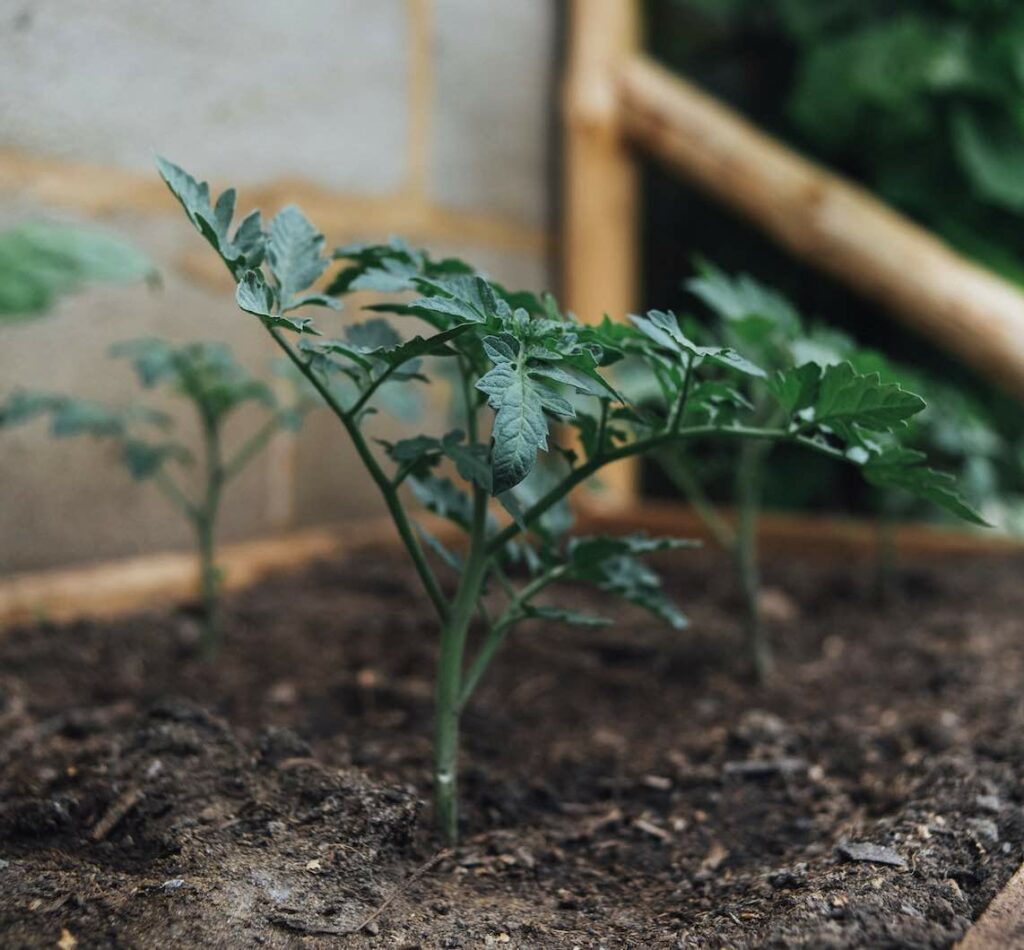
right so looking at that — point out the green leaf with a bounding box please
[952,107,1024,211]
[629,310,766,378]
[441,431,492,492]
[687,262,802,336]
[522,605,612,627]
[478,359,552,494]
[0,390,63,428]
[811,362,924,431]
[50,399,126,438]
[0,221,155,320]
[156,158,264,278]
[862,448,988,525]
[121,439,190,479]
[769,363,822,414]
[267,206,331,309]
[110,338,276,422]
[565,535,698,630]
[236,270,319,334]
[477,331,584,495]
[409,474,474,531]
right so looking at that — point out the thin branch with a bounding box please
[268,327,449,622]
[458,563,569,708]
[657,451,736,551]
[668,352,696,432]
[223,414,285,483]
[153,468,199,520]
[485,424,849,558]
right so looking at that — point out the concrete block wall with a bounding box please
[0,0,557,573]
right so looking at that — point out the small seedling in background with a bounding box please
[158,158,981,844]
[1,339,315,655]
[646,263,989,679]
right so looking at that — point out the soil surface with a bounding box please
[1,547,1023,948]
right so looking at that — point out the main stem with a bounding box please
[433,485,489,844]
[268,328,447,622]
[735,438,768,683]
[197,417,224,659]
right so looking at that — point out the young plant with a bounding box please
[648,263,989,679]
[157,159,981,843]
[0,339,314,654]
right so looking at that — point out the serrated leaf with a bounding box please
[236,270,319,335]
[0,221,155,320]
[522,605,612,627]
[811,362,924,431]
[769,362,822,414]
[629,310,766,378]
[565,534,695,630]
[862,449,988,525]
[687,262,802,335]
[409,474,474,531]
[408,274,498,326]
[478,359,552,494]
[267,206,330,308]
[121,439,189,479]
[157,158,264,278]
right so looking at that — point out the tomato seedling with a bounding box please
[158,159,981,843]
[1,338,314,654]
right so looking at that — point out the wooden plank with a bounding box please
[0,519,417,631]
[956,863,1024,949]
[2,503,1019,635]
[576,500,1024,562]
[562,0,640,505]
[618,54,1024,400]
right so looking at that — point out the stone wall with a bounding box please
[0,0,557,572]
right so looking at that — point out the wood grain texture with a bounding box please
[618,54,1024,400]
[2,503,1019,634]
[956,863,1024,950]
[562,0,640,502]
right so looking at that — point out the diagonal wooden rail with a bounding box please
[563,0,1024,506]
[617,54,1024,402]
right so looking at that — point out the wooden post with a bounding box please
[618,54,1024,400]
[563,0,640,507]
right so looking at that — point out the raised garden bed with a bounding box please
[2,514,1023,948]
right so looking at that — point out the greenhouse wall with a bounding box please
[0,0,556,572]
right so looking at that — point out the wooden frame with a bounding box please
[562,1,1024,506]
[2,503,1018,634]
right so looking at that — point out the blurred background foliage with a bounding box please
[641,0,1024,529]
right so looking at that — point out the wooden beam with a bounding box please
[563,0,641,505]
[2,504,1016,636]
[577,499,1023,562]
[0,518,453,632]
[956,862,1024,949]
[618,54,1024,400]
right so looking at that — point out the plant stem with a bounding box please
[433,484,489,844]
[485,424,837,558]
[268,328,448,622]
[223,413,283,483]
[196,416,225,658]
[668,352,695,432]
[657,451,736,551]
[735,438,769,683]
[875,510,899,604]
[458,564,567,709]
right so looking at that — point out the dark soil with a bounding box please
[2,547,1023,948]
